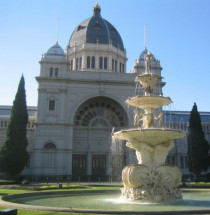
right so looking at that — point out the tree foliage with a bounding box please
[187,103,209,180]
[0,75,29,179]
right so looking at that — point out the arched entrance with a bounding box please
[72,96,128,181]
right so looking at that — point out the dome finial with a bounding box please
[56,18,59,44]
[94,0,101,16]
[144,25,147,51]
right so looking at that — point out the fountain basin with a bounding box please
[1,189,210,214]
[113,128,186,146]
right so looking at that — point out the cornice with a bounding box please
[35,122,73,126]
[35,75,135,86]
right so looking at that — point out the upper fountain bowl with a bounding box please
[135,74,162,88]
[126,96,172,109]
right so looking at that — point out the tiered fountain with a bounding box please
[113,52,186,202]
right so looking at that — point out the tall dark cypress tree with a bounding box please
[187,103,209,181]
[0,75,29,179]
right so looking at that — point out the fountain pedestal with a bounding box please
[112,52,186,203]
[121,164,182,202]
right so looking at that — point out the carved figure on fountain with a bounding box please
[155,111,164,127]
[134,108,164,129]
[145,52,154,74]
[134,109,142,128]
[127,139,174,167]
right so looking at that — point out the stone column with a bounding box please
[37,89,46,122]
[33,150,42,175]
[82,55,86,70]
[87,152,92,175]
[72,58,76,70]
[87,129,92,175]
[66,126,73,175]
[66,151,72,175]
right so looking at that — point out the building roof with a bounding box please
[0,106,209,124]
[0,106,37,118]
[164,110,210,123]
[69,3,124,51]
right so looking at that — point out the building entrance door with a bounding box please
[72,154,87,177]
[92,154,106,176]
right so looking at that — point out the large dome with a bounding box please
[69,4,124,51]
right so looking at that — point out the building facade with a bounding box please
[0,3,209,181]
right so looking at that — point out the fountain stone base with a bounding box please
[121,164,183,202]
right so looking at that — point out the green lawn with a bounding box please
[0,208,83,215]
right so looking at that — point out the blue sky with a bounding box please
[0,0,210,112]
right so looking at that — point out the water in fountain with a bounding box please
[110,137,125,182]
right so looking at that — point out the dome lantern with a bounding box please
[93,2,101,16]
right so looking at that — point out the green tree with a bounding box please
[187,103,209,181]
[0,75,29,179]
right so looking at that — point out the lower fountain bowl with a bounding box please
[113,128,186,146]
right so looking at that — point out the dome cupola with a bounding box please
[132,47,162,76]
[67,3,127,73]
[139,48,156,61]
[68,3,124,51]
[46,42,65,58]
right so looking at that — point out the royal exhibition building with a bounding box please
[0,3,210,182]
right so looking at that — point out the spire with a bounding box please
[56,18,60,44]
[144,25,147,51]
[93,1,101,16]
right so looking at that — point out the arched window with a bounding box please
[122,63,125,73]
[49,100,55,111]
[55,68,58,77]
[115,60,117,72]
[70,60,73,70]
[104,57,107,70]
[43,142,56,168]
[76,58,79,70]
[79,57,82,69]
[99,57,103,69]
[87,56,90,68]
[74,97,128,127]
[44,142,56,149]
[91,56,95,69]
[50,68,53,77]
[120,62,122,73]
[112,59,114,71]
